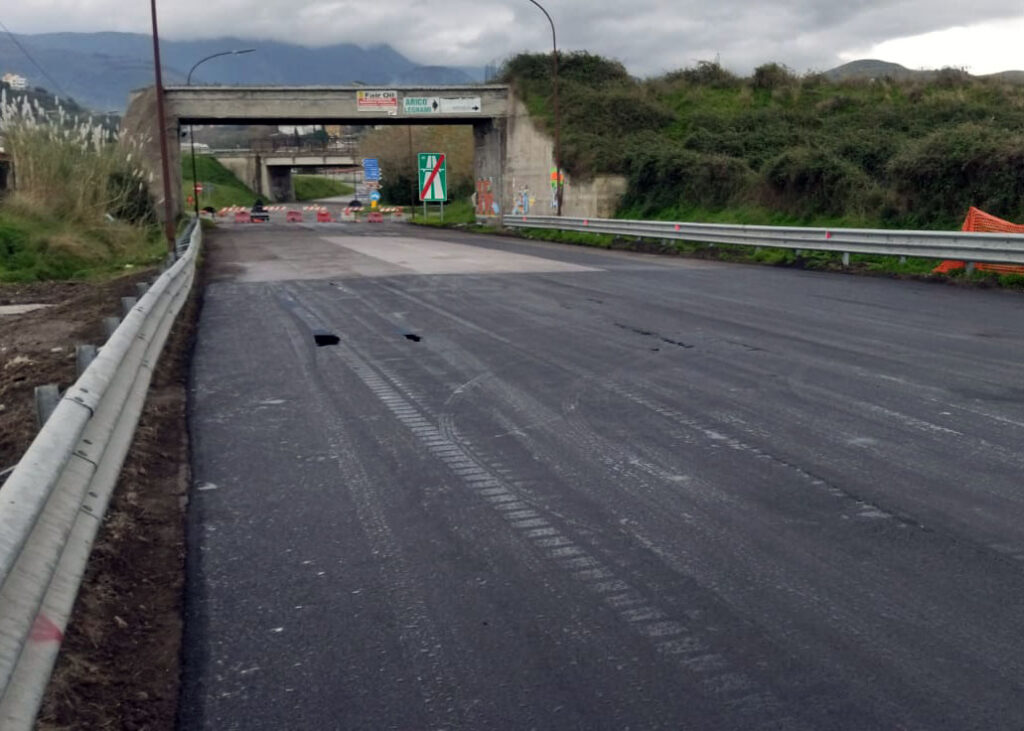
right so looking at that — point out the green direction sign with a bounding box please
[418,152,447,202]
[404,96,438,114]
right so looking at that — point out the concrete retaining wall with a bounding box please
[489,99,626,220]
[215,156,260,194]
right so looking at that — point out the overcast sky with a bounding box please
[6,1,1024,75]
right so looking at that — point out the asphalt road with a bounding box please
[182,221,1024,730]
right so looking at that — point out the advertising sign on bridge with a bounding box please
[356,90,398,115]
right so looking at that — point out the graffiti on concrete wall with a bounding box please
[550,167,565,210]
[511,184,534,216]
[474,177,500,216]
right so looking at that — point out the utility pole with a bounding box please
[149,0,176,252]
[526,0,562,216]
[408,125,416,220]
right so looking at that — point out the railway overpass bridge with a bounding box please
[207,149,360,201]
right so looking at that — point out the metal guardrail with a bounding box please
[0,219,202,729]
[502,215,1024,265]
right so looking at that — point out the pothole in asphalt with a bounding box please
[404,333,422,342]
[313,331,340,346]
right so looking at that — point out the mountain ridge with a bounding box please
[0,32,483,111]
[825,58,1024,83]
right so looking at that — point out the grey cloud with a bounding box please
[4,0,1022,75]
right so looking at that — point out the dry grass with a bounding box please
[1,94,148,225]
[0,94,163,281]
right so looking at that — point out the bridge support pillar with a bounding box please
[473,119,506,222]
[123,87,183,222]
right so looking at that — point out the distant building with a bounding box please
[2,73,28,90]
[277,125,319,136]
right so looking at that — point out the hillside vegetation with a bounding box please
[181,155,258,210]
[293,175,354,201]
[503,54,1024,229]
[1,103,162,282]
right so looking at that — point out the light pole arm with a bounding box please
[526,0,557,50]
[526,0,562,215]
[185,48,255,217]
[187,48,255,85]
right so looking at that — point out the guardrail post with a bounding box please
[102,317,121,342]
[75,345,98,378]
[966,262,976,275]
[842,252,851,267]
[899,256,907,264]
[34,384,60,429]
[0,214,201,727]
[120,297,137,318]
[136,282,150,298]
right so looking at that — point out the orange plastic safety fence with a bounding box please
[933,207,1024,274]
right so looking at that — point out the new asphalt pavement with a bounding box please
[181,219,1024,730]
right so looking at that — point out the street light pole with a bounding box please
[526,0,562,216]
[186,49,254,217]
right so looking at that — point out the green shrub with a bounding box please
[681,61,741,89]
[501,52,632,87]
[752,63,796,91]
[763,147,874,216]
[623,143,756,215]
[887,123,1024,226]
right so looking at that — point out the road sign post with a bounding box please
[362,158,382,203]
[418,152,447,221]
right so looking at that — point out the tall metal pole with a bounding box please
[408,125,416,220]
[188,123,199,217]
[185,49,255,218]
[149,0,176,251]
[526,0,562,216]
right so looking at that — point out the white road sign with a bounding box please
[400,96,482,115]
[438,97,482,114]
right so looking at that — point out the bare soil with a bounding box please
[0,273,152,470]
[0,271,197,731]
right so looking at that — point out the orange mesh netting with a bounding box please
[933,207,1024,274]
